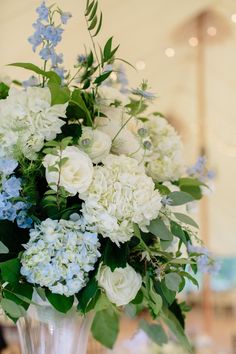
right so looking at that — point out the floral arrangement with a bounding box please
[0,1,217,352]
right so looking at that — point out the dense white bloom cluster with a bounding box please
[80,154,162,244]
[144,116,184,182]
[0,87,67,159]
[20,218,101,296]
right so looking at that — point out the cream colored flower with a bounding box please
[43,146,93,195]
[97,264,142,306]
[79,126,111,163]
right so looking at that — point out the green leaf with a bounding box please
[103,240,128,271]
[160,281,176,305]
[93,12,103,37]
[161,308,193,353]
[88,1,98,21]
[85,0,95,16]
[94,71,112,85]
[47,82,70,105]
[1,298,26,318]
[103,37,113,62]
[165,273,182,292]
[179,271,199,287]
[131,290,144,305]
[170,221,187,245]
[140,319,168,345]
[77,277,99,314]
[155,183,171,195]
[168,191,194,206]
[8,63,61,84]
[0,241,9,254]
[0,82,9,99]
[174,213,199,229]
[180,185,202,200]
[3,283,33,310]
[91,307,119,349]
[45,290,74,313]
[88,15,97,30]
[70,90,93,126]
[148,219,173,241]
[0,258,20,283]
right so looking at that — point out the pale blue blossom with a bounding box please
[0,159,18,176]
[187,242,220,274]
[36,1,49,21]
[131,87,156,100]
[60,12,72,25]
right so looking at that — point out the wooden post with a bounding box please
[196,12,213,336]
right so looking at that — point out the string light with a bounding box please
[207,26,217,36]
[231,13,236,23]
[189,37,199,47]
[165,47,175,58]
[136,60,146,70]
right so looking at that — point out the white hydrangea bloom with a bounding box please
[80,154,162,244]
[20,218,101,297]
[0,87,67,160]
[144,116,184,182]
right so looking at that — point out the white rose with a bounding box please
[79,127,111,164]
[95,117,144,161]
[97,264,142,306]
[43,146,93,195]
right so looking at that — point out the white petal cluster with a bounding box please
[20,218,101,297]
[0,87,67,160]
[79,126,112,164]
[144,116,184,182]
[97,264,142,306]
[80,154,162,244]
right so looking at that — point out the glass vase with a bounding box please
[17,303,93,354]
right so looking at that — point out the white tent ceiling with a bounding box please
[0,0,236,255]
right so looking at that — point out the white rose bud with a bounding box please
[97,264,142,306]
[79,127,112,164]
[43,146,93,195]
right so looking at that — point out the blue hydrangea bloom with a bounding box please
[16,210,33,229]
[3,176,21,198]
[0,159,18,176]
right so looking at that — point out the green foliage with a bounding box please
[77,277,100,314]
[45,290,74,313]
[167,191,194,206]
[161,308,193,353]
[178,178,203,200]
[0,258,21,284]
[0,82,9,99]
[144,275,163,318]
[170,221,187,245]
[3,283,33,311]
[0,241,9,254]
[164,273,182,292]
[91,306,120,349]
[94,70,112,85]
[0,299,26,319]
[174,213,199,228]
[8,62,61,84]
[140,319,168,346]
[70,90,93,126]
[103,240,128,270]
[85,0,103,37]
[47,82,70,105]
[148,219,173,241]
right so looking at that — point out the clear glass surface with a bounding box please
[17,304,93,354]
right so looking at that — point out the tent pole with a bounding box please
[196,12,213,337]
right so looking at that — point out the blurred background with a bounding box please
[0,0,236,353]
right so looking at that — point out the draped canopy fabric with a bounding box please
[0,0,235,255]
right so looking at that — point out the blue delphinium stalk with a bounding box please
[187,156,215,183]
[187,242,220,274]
[28,2,72,80]
[0,159,32,228]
